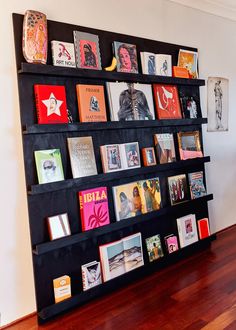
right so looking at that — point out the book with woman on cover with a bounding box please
[113,42,138,73]
[168,174,188,206]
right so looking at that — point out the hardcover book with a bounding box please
[47,213,71,240]
[188,171,206,199]
[155,54,172,77]
[76,84,107,122]
[177,49,198,79]
[142,147,157,166]
[81,261,102,291]
[100,144,122,173]
[51,40,76,68]
[164,234,179,253]
[99,232,144,282]
[179,89,201,119]
[140,52,156,75]
[177,214,198,248]
[79,187,110,231]
[53,275,71,303]
[34,84,69,124]
[106,82,155,121]
[154,133,176,164]
[34,149,64,184]
[168,174,188,206]
[67,136,97,178]
[73,31,101,70]
[113,41,138,73]
[153,84,182,119]
[145,234,164,262]
[120,142,141,170]
[197,218,210,239]
[177,131,203,160]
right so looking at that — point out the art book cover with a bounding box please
[153,84,182,119]
[100,144,122,173]
[79,187,110,231]
[138,178,161,214]
[51,40,76,68]
[145,234,164,262]
[188,171,206,199]
[34,149,64,184]
[34,84,69,124]
[67,136,97,178]
[177,214,198,248]
[179,90,200,119]
[155,54,172,77]
[140,52,156,75]
[142,147,157,167]
[168,174,188,206]
[76,84,107,122]
[53,275,71,303]
[81,261,102,291]
[120,142,141,170]
[47,213,71,241]
[198,218,210,239]
[177,49,198,79]
[177,131,203,160]
[113,41,138,73]
[73,31,101,70]
[164,234,179,254]
[106,82,155,121]
[154,133,176,164]
[99,232,144,282]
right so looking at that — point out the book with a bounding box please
[100,144,122,173]
[179,89,201,119]
[198,218,210,239]
[145,234,164,262]
[172,66,189,78]
[78,187,110,231]
[51,40,76,68]
[155,54,172,77]
[67,136,97,178]
[53,275,71,303]
[177,49,198,79]
[106,82,155,121]
[76,84,107,122]
[120,142,141,170]
[112,177,161,221]
[81,261,102,291]
[142,147,157,166]
[188,171,206,199]
[164,234,179,254]
[168,174,188,206]
[73,31,101,70]
[154,133,176,164]
[113,41,138,73]
[34,84,69,124]
[153,84,182,119]
[177,131,203,160]
[99,232,144,282]
[34,149,64,184]
[140,52,156,75]
[177,214,198,248]
[47,213,71,240]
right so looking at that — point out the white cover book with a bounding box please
[81,261,102,291]
[140,52,156,75]
[51,40,76,68]
[177,214,198,248]
[155,54,172,77]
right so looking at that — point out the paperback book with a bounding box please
[47,213,71,240]
[81,261,102,291]
[168,174,188,206]
[145,234,164,262]
[99,232,144,282]
[51,40,76,68]
[78,187,110,231]
[164,234,179,254]
[155,54,172,77]
[188,171,206,199]
[177,214,198,248]
[113,41,138,73]
[53,275,71,303]
[198,218,210,239]
[154,133,176,164]
[140,52,156,75]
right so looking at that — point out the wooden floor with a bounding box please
[6,226,236,330]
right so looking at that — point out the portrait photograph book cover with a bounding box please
[34,149,64,184]
[177,214,198,248]
[113,41,138,73]
[154,133,176,164]
[168,174,188,206]
[76,84,107,122]
[78,187,110,231]
[81,261,102,291]
[34,84,69,124]
[188,171,206,199]
[99,232,144,282]
[106,82,155,121]
[145,234,164,262]
[51,40,76,68]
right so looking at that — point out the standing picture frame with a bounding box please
[177,131,203,160]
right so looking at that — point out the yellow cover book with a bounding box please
[53,275,71,303]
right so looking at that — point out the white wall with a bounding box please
[1,0,235,326]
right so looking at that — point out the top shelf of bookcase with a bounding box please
[18,63,205,86]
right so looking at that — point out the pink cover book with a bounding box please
[78,187,110,231]
[165,236,179,253]
[180,150,203,160]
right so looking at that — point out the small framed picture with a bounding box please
[177,131,203,160]
[142,147,157,166]
[47,213,71,240]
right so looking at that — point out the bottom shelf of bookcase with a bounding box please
[38,234,216,322]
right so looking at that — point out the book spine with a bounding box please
[81,267,87,291]
[34,85,42,124]
[79,192,85,232]
[73,31,80,68]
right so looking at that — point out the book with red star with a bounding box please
[34,84,69,124]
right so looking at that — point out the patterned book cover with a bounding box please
[81,261,102,291]
[67,136,97,178]
[164,235,179,253]
[198,218,210,239]
[34,149,64,184]
[76,84,107,122]
[51,40,76,68]
[188,171,206,199]
[79,187,110,231]
[168,174,188,206]
[177,214,198,248]
[153,84,182,119]
[145,234,164,262]
[154,133,176,164]
[155,54,172,77]
[113,41,138,73]
[34,84,68,124]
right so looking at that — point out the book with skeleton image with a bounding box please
[99,232,144,282]
[106,82,155,121]
[81,261,102,291]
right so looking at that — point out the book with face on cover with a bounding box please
[34,84,69,124]
[67,136,97,178]
[81,261,102,291]
[113,41,138,73]
[177,214,198,248]
[78,187,110,231]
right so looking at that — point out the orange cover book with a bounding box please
[172,66,189,78]
[198,218,210,239]
[76,84,107,122]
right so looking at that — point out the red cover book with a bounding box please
[78,187,110,231]
[198,218,210,239]
[34,84,69,124]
